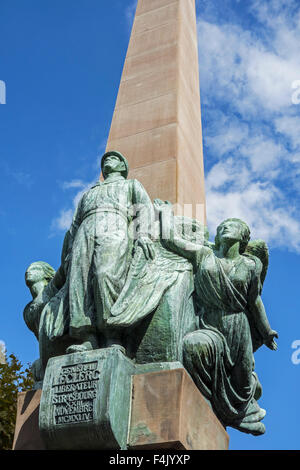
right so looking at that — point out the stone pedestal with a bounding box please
[13,349,229,450]
[39,347,135,450]
[128,368,229,450]
[12,389,45,450]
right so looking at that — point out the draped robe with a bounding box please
[40,176,154,344]
[183,247,265,432]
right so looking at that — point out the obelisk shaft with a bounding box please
[106,0,206,222]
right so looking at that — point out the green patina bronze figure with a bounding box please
[157,207,278,435]
[23,151,277,440]
[24,151,155,375]
[24,261,69,384]
[55,150,155,353]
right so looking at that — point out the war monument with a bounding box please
[13,0,278,451]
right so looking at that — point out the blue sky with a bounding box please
[1,0,300,451]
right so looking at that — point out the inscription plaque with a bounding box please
[39,348,137,449]
[52,361,100,425]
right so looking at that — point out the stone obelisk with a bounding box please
[13,0,229,451]
[106,0,206,221]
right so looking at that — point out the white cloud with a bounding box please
[197,1,300,252]
[274,115,300,150]
[62,180,87,190]
[206,181,300,252]
[51,180,95,233]
[51,209,74,232]
[50,1,300,253]
[239,135,285,173]
[246,48,300,112]
[198,18,300,116]
[249,0,299,30]
[205,114,249,157]
[205,158,251,192]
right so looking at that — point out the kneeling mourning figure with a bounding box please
[24,151,278,440]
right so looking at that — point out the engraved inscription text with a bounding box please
[52,361,100,425]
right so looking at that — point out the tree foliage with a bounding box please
[0,353,34,450]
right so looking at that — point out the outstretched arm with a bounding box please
[247,257,278,351]
[159,206,208,263]
[248,296,278,350]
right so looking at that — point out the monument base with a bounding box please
[129,368,229,450]
[13,348,229,450]
[12,389,45,450]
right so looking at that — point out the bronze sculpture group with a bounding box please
[24,151,278,436]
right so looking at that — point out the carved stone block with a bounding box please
[13,355,229,450]
[128,368,229,450]
[39,347,135,450]
[12,390,45,450]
